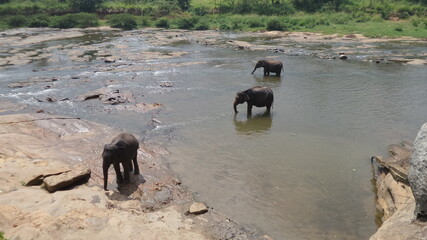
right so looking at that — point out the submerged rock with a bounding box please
[8,77,58,88]
[77,88,134,105]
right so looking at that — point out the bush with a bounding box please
[51,13,99,28]
[195,21,209,30]
[219,23,230,30]
[69,0,101,13]
[266,19,284,31]
[138,16,151,27]
[75,13,99,28]
[177,0,190,11]
[175,17,197,29]
[8,15,28,28]
[28,14,50,27]
[107,14,136,30]
[192,6,210,16]
[155,18,169,28]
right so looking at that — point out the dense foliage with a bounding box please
[0,0,426,37]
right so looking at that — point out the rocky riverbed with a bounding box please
[0,27,426,239]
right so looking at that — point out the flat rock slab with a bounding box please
[189,202,208,215]
[24,168,71,186]
[43,167,91,193]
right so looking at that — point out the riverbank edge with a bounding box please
[0,112,271,240]
[370,124,427,240]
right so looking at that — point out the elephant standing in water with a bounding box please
[233,86,274,115]
[251,59,283,76]
[102,133,140,191]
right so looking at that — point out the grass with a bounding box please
[0,0,426,38]
[310,18,427,38]
[0,232,6,240]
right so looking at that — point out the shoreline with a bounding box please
[0,112,270,240]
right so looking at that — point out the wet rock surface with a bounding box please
[370,126,427,240]
[0,28,425,70]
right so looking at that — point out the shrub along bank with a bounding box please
[0,0,426,38]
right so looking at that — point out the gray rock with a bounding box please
[43,167,91,193]
[8,77,58,88]
[339,53,348,60]
[189,202,208,215]
[77,88,134,105]
[409,123,427,219]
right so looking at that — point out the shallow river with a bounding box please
[1,29,427,239]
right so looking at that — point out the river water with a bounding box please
[1,29,427,239]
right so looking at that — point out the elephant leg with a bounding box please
[263,70,268,76]
[122,161,131,183]
[276,71,281,77]
[247,103,253,115]
[266,103,272,112]
[133,154,140,175]
[113,162,123,183]
[129,158,133,172]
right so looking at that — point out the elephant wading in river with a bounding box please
[251,59,283,76]
[234,86,274,115]
[102,133,140,191]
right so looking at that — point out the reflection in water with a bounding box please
[233,112,272,135]
[253,75,282,88]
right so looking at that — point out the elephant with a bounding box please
[251,59,283,76]
[102,133,140,191]
[233,86,274,115]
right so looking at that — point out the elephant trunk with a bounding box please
[103,162,109,191]
[251,67,257,75]
[233,100,239,113]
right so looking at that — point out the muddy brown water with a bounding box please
[1,29,427,239]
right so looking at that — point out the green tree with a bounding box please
[292,0,347,12]
[177,0,190,11]
[69,0,102,13]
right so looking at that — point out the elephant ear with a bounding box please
[116,140,128,149]
[244,93,250,101]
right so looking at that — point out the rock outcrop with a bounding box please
[409,123,427,218]
[370,124,427,239]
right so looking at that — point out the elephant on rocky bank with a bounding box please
[233,86,274,115]
[251,59,284,76]
[102,133,140,191]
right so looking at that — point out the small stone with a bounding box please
[261,235,274,240]
[189,202,208,215]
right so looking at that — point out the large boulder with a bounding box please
[408,123,427,218]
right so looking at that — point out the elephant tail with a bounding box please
[281,63,284,72]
